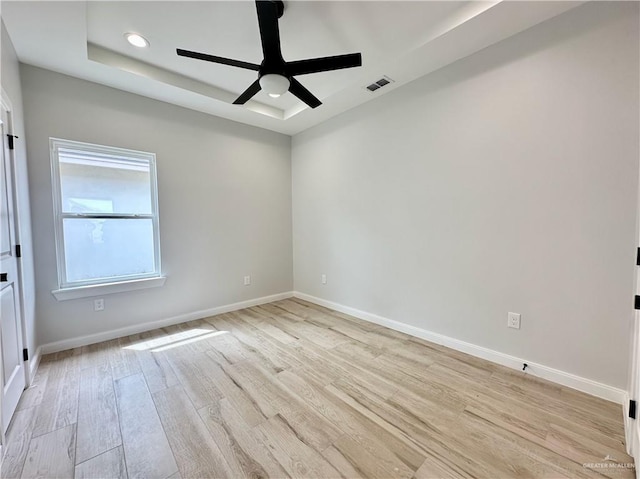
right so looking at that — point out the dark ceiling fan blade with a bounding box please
[255,1,283,62]
[286,53,362,76]
[177,48,260,71]
[233,79,262,105]
[289,78,321,109]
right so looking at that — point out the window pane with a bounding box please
[59,153,152,214]
[63,218,156,283]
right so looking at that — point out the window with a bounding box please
[50,138,164,300]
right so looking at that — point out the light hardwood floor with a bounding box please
[1,298,634,478]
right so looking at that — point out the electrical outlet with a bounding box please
[244,275,251,286]
[94,299,105,312]
[507,312,521,329]
[321,274,327,285]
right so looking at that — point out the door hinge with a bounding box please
[23,348,29,362]
[6,134,18,150]
[637,248,640,266]
[15,244,21,258]
[635,296,640,310]
[630,400,637,419]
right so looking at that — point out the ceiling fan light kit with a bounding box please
[176,0,362,109]
[260,74,290,97]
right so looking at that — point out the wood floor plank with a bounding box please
[80,341,111,370]
[228,313,307,371]
[463,401,550,443]
[288,299,381,332]
[114,373,178,479]
[164,349,224,409]
[253,319,300,344]
[206,332,253,364]
[369,354,467,411]
[545,423,634,477]
[413,456,474,479]
[152,386,233,479]
[460,407,608,479]
[21,424,75,479]
[224,358,343,452]
[278,316,351,349]
[2,406,39,479]
[331,433,413,479]
[172,320,220,354]
[321,444,365,479]
[74,446,127,479]
[559,386,625,425]
[56,347,84,372]
[223,360,281,417]
[32,364,80,438]
[431,362,626,441]
[16,363,50,412]
[208,314,299,373]
[109,335,142,380]
[197,401,271,478]
[75,364,122,464]
[253,414,341,479]
[137,349,180,394]
[201,354,266,427]
[291,339,400,399]
[216,398,291,478]
[324,383,426,472]
[332,340,384,362]
[276,369,419,477]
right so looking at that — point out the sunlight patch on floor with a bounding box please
[124,328,228,352]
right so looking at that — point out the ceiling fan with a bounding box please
[176,0,362,109]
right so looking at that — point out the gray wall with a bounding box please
[21,65,292,346]
[1,22,36,365]
[292,2,639,389]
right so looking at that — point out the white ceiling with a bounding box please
[2,1,582,135]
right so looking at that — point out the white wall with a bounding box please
[292,2,639,389]
[21,65,292,346]
[1,22,37,368]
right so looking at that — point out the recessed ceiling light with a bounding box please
[125,33,149,48]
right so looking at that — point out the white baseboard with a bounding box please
[293,291,626,404]
[27,346,42,386]
[40,291,294,355]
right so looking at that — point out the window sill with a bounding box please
[52,276,166,301]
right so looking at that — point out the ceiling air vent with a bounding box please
[365,76,394,92]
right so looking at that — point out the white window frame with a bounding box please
[50,138,165,301]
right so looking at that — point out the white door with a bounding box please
[0,104,25,435]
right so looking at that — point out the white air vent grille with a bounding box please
[365,76,394,92]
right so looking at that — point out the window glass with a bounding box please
[58,151,152,215]
[62,218,156,283]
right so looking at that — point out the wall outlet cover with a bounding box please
[94,299,105,312]
[507,312,521,329]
